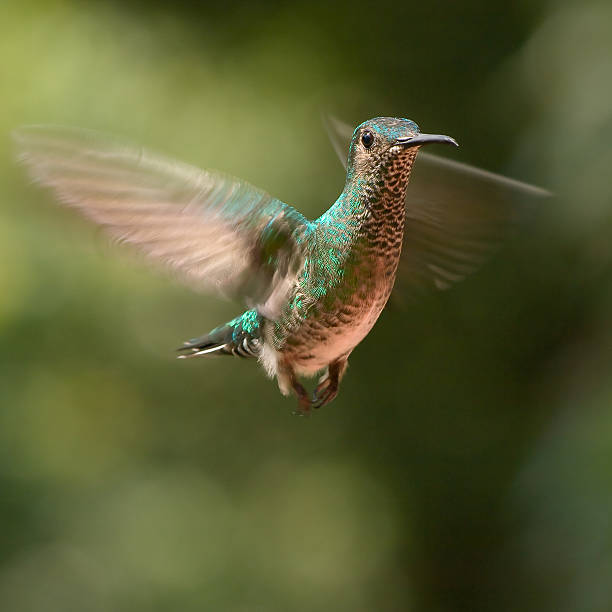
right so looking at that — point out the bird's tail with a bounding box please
[177,309,263,359]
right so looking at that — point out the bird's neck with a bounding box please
[339,154,417,239]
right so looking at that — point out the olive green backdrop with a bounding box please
[1,1,611,610]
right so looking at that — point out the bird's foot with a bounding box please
[311,377,338,410]
[285,358,346,414]
[291,380,312,417]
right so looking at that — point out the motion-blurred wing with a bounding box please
[323,114,550,293]
[15,125,309,313]
[399,153,549,292]
[323,114,354,170]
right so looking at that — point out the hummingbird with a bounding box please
[14,117,547,413]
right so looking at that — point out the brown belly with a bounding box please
[279,273,395,375]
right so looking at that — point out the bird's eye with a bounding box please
[361,130,374,149]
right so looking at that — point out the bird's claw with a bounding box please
[291,381,312,416]
[288,363,342,414]
[311,378,338,410]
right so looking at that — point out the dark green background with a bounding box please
[1,1,611,610]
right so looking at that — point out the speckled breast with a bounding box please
[274,233,404,375]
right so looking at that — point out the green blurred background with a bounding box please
[1,0,612,610]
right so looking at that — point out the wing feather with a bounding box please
[15,125,309,311]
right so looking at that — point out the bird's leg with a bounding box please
[277,360,311,415]
[312,357,349,409]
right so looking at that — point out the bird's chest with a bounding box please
[310,219,403,310]
[273,224,404,373]
[323,238,402,333]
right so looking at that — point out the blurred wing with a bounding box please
[15,125,309,313]
[400,153,549,292]
[323,114,550,294]
[322,114,354,170]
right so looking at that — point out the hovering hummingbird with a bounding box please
[14,117,548,413]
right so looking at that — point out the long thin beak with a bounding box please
[395,134,458,148]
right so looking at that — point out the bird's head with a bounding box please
[345,117,458,189]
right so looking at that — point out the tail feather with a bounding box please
[177,310,263,360]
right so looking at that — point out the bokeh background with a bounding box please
[1,0,612,610]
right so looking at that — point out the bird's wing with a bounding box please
[323,114,550,294]
[15,125,309,314]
